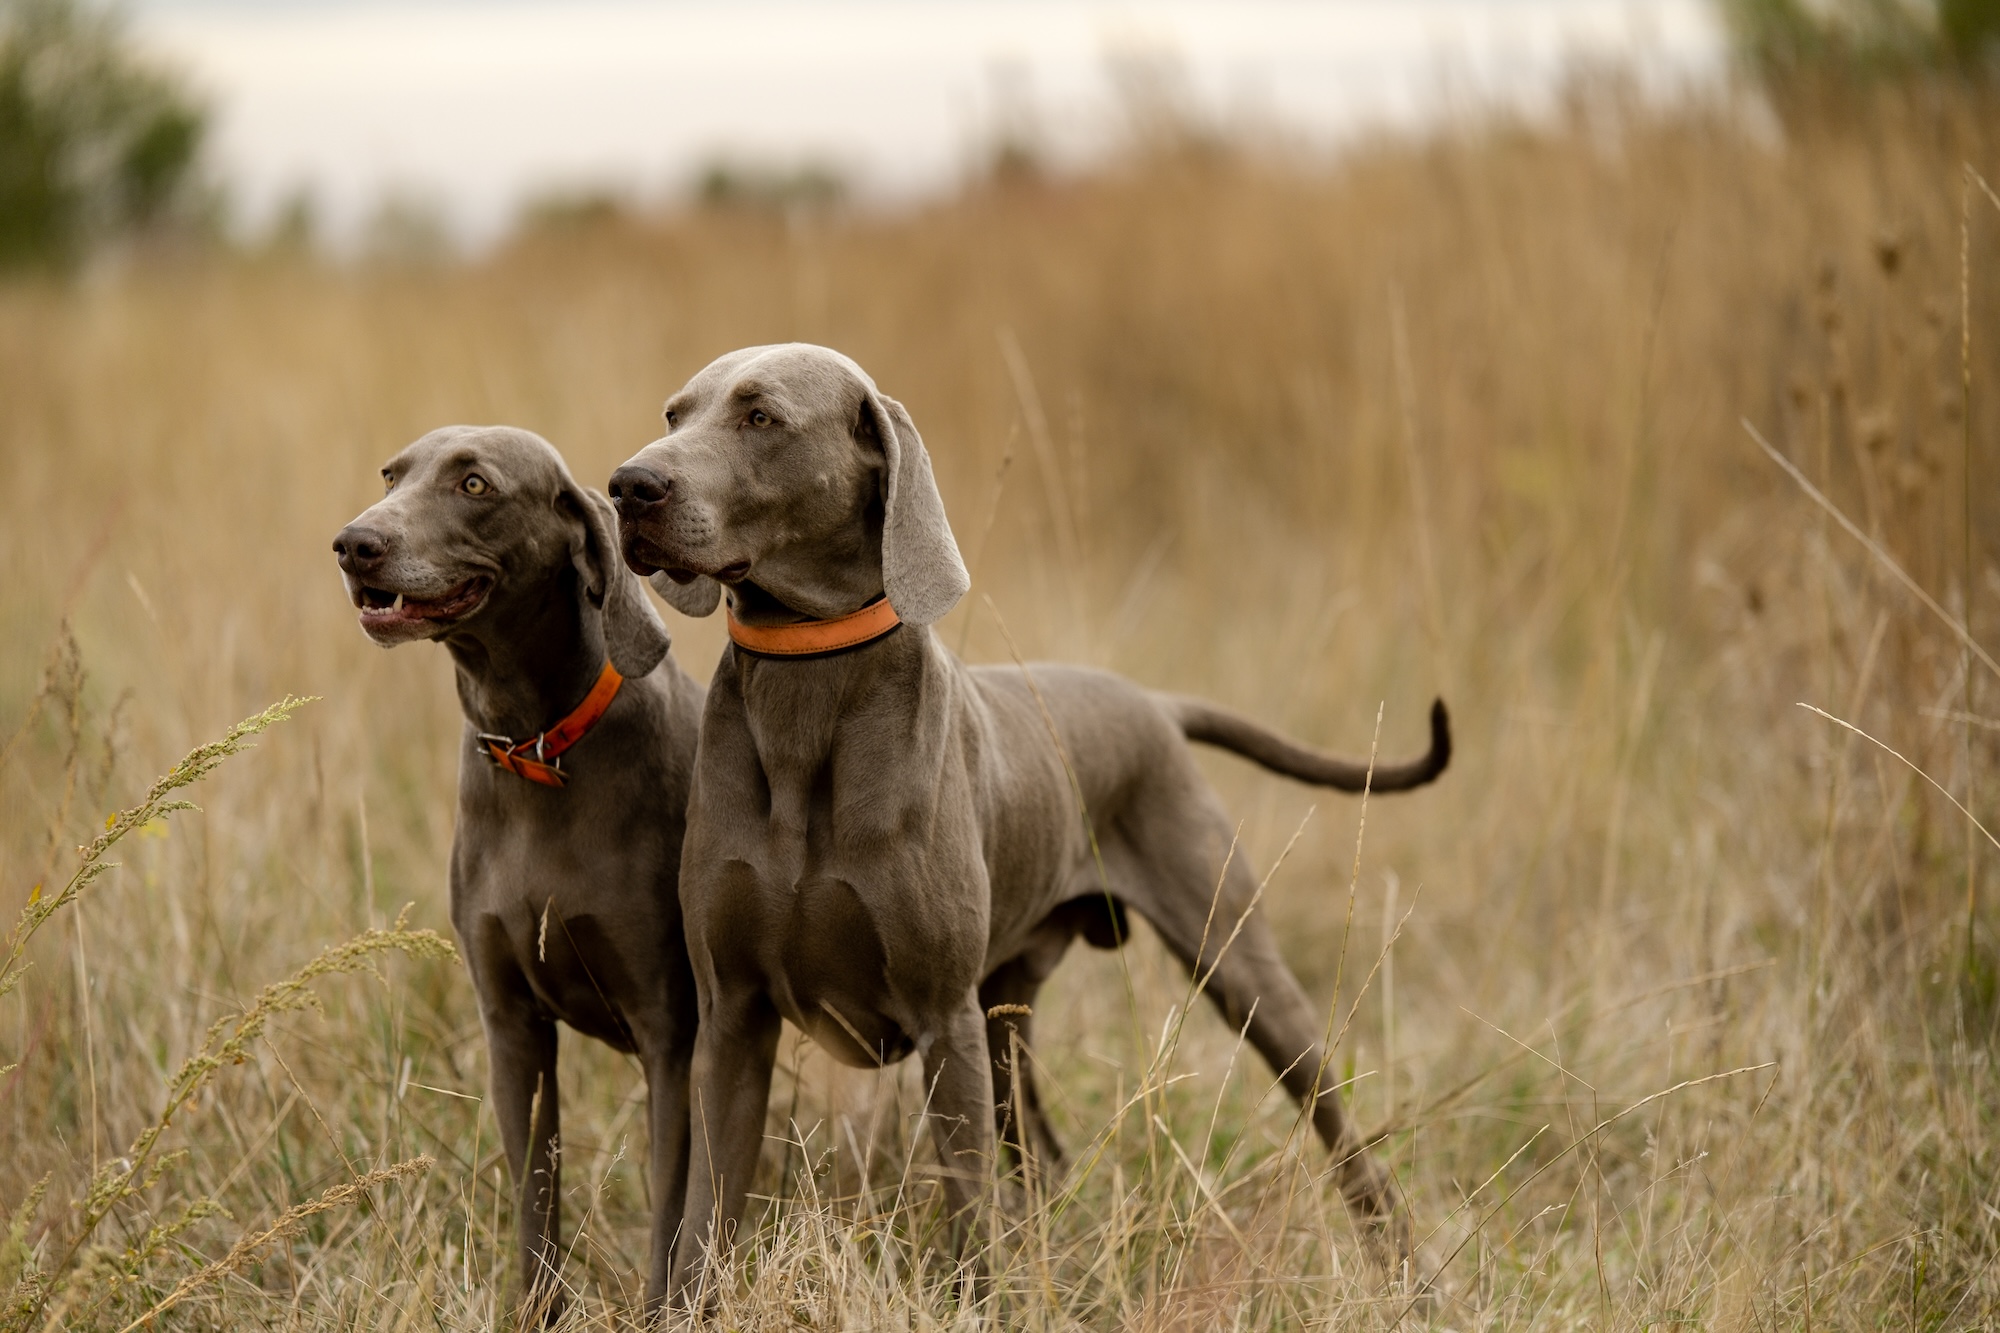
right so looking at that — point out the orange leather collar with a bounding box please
[477,660,622,788]
[726,597,902,659]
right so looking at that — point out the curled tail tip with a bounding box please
[1428,697,1452,775]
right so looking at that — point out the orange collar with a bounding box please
[726,597,902,659]
[477,661,623,788]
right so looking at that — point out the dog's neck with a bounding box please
[729,599,937,733]
[725,606,941,890]
[442,569,609,740]
[726,575,884,627]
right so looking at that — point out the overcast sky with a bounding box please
[128,0,1723,245]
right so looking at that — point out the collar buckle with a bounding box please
[473,660,624,789]
[476,731,561,776]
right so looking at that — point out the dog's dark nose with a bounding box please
[608,465,672,514]
[332,524,389,574]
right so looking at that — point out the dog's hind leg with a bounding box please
[979,892,1134,1177]
[1125,793,1409,1257]
[980,956,1061,1175]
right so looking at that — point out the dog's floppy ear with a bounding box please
[861,390,968,626]
[560,482,673,678]
[649,569,722,618]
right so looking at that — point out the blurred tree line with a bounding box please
[0,0,1995,273]
[0,0,204,270]
[1721,0,2000,81]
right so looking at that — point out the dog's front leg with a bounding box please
[485,1008,564,1322]
[637,1027,694,1311]
[670,994,781,1308]
[920,994,998,1275]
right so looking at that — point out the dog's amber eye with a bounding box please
[462,474,490,496]
[665,409,679,428]
[381,470,395,493]
[747,409,771,428]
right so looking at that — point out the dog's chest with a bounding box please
[690,657,992,1042]
[472,902,647,1052]
[693,734,988,1047]
[733,859,918,1068]
[451,770,681,1051]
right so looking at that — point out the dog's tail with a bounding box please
[1162,695,1451,793]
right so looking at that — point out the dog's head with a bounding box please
[332,425,670,677]
[608,344,968,627]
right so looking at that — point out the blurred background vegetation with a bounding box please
[0,0,207,270]
[1721,0,2000,84]
[3,0,2000,272]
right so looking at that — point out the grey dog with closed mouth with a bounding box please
[333,425,705,1317]
[608,343,1450,1301]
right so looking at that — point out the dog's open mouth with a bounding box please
[353,576,492,630]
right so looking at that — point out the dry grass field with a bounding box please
[4,75,2000,1329]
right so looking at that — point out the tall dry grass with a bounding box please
[3,75,2000,1328]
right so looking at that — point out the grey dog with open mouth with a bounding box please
[334,424,705,1319]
